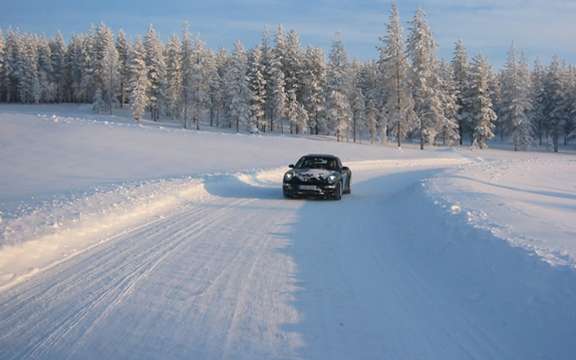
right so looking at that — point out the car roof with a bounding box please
[301,154,340,159]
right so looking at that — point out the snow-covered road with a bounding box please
[2,162,575,360]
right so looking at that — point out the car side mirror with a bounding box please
[288,164,294,168]
[342,166,349,171]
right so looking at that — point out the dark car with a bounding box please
[282,154,352,200]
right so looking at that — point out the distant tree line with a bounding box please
[0,2,574,151]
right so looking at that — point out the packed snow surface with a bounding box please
[1,105,575,359]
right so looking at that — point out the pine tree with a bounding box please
[18,35,41,104]
[350,84,366,143]
[452,40,471,144]
[563,66,576,145]
[379,2,415,146]
[181,28,208,130]
[37,36,55,103]
[269,26,288,133]
[500,45,532,150]
[49,32,66,102]
[165,34,182,120]
[116,30,131,108]
[260,29,274,128]
[437,61,460,145]
[214,48,230,128]
[204,50,222,127]
[365,99,378,143]
[544,57,568,152]
[224,41,250,132]
[468,55,497,149]
[326,34,350,141]
[4,30,22,102]
[129,37,149,121]
[407,8,444,149]
[302,47,326,135]
[247,46,267,132]
[144,25,166,121]
[92,24,119,113]
[79,33,96,103]
[530,61,548,146]
[489,70,504,140]
[190,38,209,130]
[285,30,304,103]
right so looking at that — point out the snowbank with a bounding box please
[0,177,208,291]
[427,149,576,268]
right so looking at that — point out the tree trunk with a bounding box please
[553,133,559,153]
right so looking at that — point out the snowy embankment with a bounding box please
[428,149,576,267]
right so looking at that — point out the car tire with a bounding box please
[333,182,342,201]
[344,176,351,194]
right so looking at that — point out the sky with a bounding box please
[1,0,575,67]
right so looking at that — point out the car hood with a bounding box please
[294,169,337,182]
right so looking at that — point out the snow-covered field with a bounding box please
[1,105,575,359]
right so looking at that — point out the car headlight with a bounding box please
[328,174,337,183]
[284,172,294,181]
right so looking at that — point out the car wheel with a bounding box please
[344,176,351,194]
[333,182,342,200]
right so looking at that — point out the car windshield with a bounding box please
[296,157,339,170]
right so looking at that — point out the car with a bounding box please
[282,154,352,200]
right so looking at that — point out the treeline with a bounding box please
[0,3,574,151]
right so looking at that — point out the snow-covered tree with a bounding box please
[407,8,444,149]
[269,28,287,132]
[437,61,460,145]
[500,45,532,150]
[165,34,182,120]
[116,30,131,108]
[451,40,470,144]
[378,2,415,146]
[530,60,548,146]
[247,46,267,131]
[287,89,308,134]
[563,66,576,146]
[204,50,222,127]
[181,29,208,130]
[4,30,21,102]
[326,34,350,141]
[37,37,55,103]
[543,57,569,152]
[365,99,378,143]
[302,46,326,135]
[213,48,230,127]
[284,30,303,102]
[50,32,66,102]
[350,84,366,143]
[468,54,497,149]
[224,41,250,132]
[144,25,165,121]
[129,37,149,121]
[489,70,504,140]
[92,23,119,113]
[19,35,41,104]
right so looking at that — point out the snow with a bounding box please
[429,148,576,267]
[1,104,576,359]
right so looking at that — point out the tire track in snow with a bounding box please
[0,196,255,359]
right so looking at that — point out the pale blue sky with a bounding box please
[2,0,575,66]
